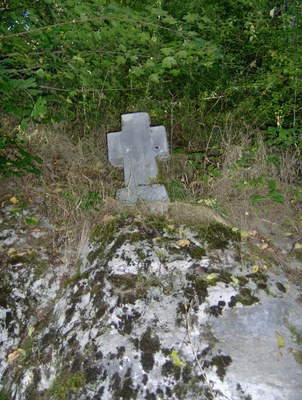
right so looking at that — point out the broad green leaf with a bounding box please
[161,48,174,56]
[162,56,177,69]
[183,13,199,23]
[31,97,48,120]
[149,73,160,83]
[163,16,177,25]
[116,56,126,65]
[131,66,144,77]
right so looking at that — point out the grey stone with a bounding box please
[2,208,302,400]
[107,112,170,203]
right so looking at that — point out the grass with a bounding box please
[1,114,301,265]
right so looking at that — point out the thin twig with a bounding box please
[185,300,223,400]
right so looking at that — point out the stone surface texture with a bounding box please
[0,206,302,400]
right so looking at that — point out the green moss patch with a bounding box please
[49,371,86,400]
[197,222,241,250]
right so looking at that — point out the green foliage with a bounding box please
[0,0,221,126]
[0,0,301,183]
[249,179,284,206]
[62,190,101,211]
[166,179,187,201]
[264,127,302,149]
[49,371,85,400]
[0,133,43,177]
[0,392,10,400]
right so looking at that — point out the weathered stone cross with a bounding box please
[107,112,170,203]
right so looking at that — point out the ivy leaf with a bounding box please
[162,56,177,69]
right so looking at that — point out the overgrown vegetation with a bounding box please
[0,0,301,242]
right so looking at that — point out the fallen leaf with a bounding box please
[171,349,186,367]
[275,331,285,349]
[177,239,190,248]
[252,265,259,273]
[7,247,16,255]
[52,187,63,193]
[28,326,35,338]
[240,230,256,239]
[284,232,293,237]
[8,350,21,365]
[294,243,302,250]
[206,273,218,283]
[9,196,18,204]
[260,243,269,250]
[102,214,114,222]
[231,275,239,285]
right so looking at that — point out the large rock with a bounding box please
[0,208,302,399]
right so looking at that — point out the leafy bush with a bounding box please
[0,133,43,177]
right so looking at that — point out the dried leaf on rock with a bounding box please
[177,239,190,248]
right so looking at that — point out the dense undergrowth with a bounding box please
[0,0,301,249]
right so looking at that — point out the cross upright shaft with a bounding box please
[121,113,158,186]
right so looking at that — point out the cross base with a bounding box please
[116,184,169,204]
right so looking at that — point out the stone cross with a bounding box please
[107,112,170,203]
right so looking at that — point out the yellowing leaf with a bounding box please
[241,230,253,239]
[102,214,114,222]
[171,349,186,367]
[294,243,302,250]
[10,196,18,204]
[252,265,259,273]
[7,247,16,255]
[231,275,239,285]
[28,326,35,338]
[260,243,269,250]
[275,331,285,349]
[177,239,190,248]
[284,232,293,237]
